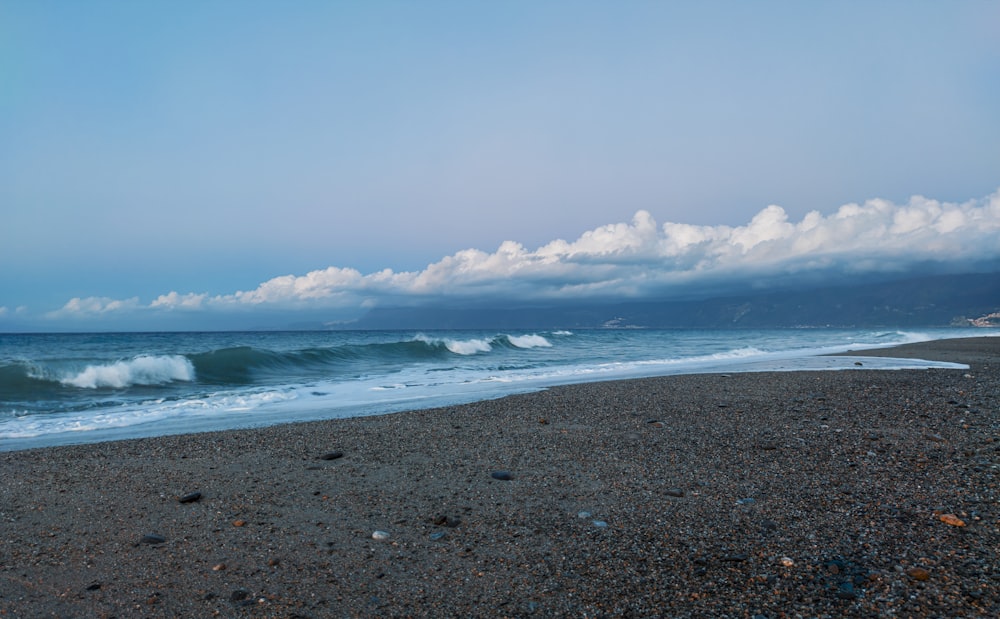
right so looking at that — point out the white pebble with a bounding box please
[780,556,795,567]
[372,530,390,541]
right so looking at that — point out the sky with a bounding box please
[2,1,999,331]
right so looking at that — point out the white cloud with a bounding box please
[150,291,207,309]
[42,188,1000,319]
[47,296,141,318]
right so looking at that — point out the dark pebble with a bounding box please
[85,583,101,591]
[491,470,513,481]
[140,533,166,544]
[666,488,685,497]
[319,451,344,461]
[178,491,202,504]
[836,582,857,599]
[230,589,250,602]
[722,553,748,562]
[432,514,461,527]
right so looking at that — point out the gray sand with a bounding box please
[1,337,997,617]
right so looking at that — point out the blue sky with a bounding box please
[2,1,999,331]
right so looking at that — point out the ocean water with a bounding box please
[0,328,986,451]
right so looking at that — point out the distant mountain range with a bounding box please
[338,272,1000,330]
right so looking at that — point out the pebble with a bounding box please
[938,513,966,527]
[666,488,685,497]
[140,533,166,544]
[905,566,931,581]
[432,514,461,527]
[178,491,202,503]
[592,520,608,528]
[491,470,513,481]
[736,498,755,505]
[319,451,344,461]
[430,531,447,541]
[372,530,390,541]
[233,519,247,527]
[577,511,592,519]
[230,589,251,604]
[779,556,795,567]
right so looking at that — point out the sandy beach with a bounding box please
[1,336,997,618]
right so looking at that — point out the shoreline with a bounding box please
[2,333,986,454]
[1,337,997,616]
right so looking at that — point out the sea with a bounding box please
[0,327,989,452]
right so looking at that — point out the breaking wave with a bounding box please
[59,355,195,389]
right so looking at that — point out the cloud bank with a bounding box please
[44,189,1000,324]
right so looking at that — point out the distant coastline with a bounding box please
[341,271,1000,331]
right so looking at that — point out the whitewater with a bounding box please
[0,327,988,451]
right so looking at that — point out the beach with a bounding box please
[1,336,996,618]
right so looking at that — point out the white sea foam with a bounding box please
[0,388,294,439]
[446,338,492,355]
[507,334,552,348]
[61,355,195,389]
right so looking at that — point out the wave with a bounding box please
[60,355,195,389]
[412,333,553,355]
[507,334,553,349]
[0,332,556,403]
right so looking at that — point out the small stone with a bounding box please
[267,558,280,567]
[854,361,863,366]
[836,582,857,599]
[647,420,664,428]
[779,556,795,567]
[577,511,592,519]
[431,514,460,527]
[140,533,166,544]
[178,491,202,504]
[230,589,251,603]
[906,567,931,581]
[666,488,685,498]
[939,513,966,527]
[592,520,608,528]
[430,531,447,541]
[736,498,755,505]
[85,583,102,591]
[491,470,513,481]
[212,563,226,571]
[319,451,344,461]
[722,553,747,562]
[233,519,246,527]
[372,530,390,541]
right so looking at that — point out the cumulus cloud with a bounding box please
[51,189,1000,319]
[150,291,207,309]
[47,296,141,318]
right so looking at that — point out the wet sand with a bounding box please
[1,336,997,617]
